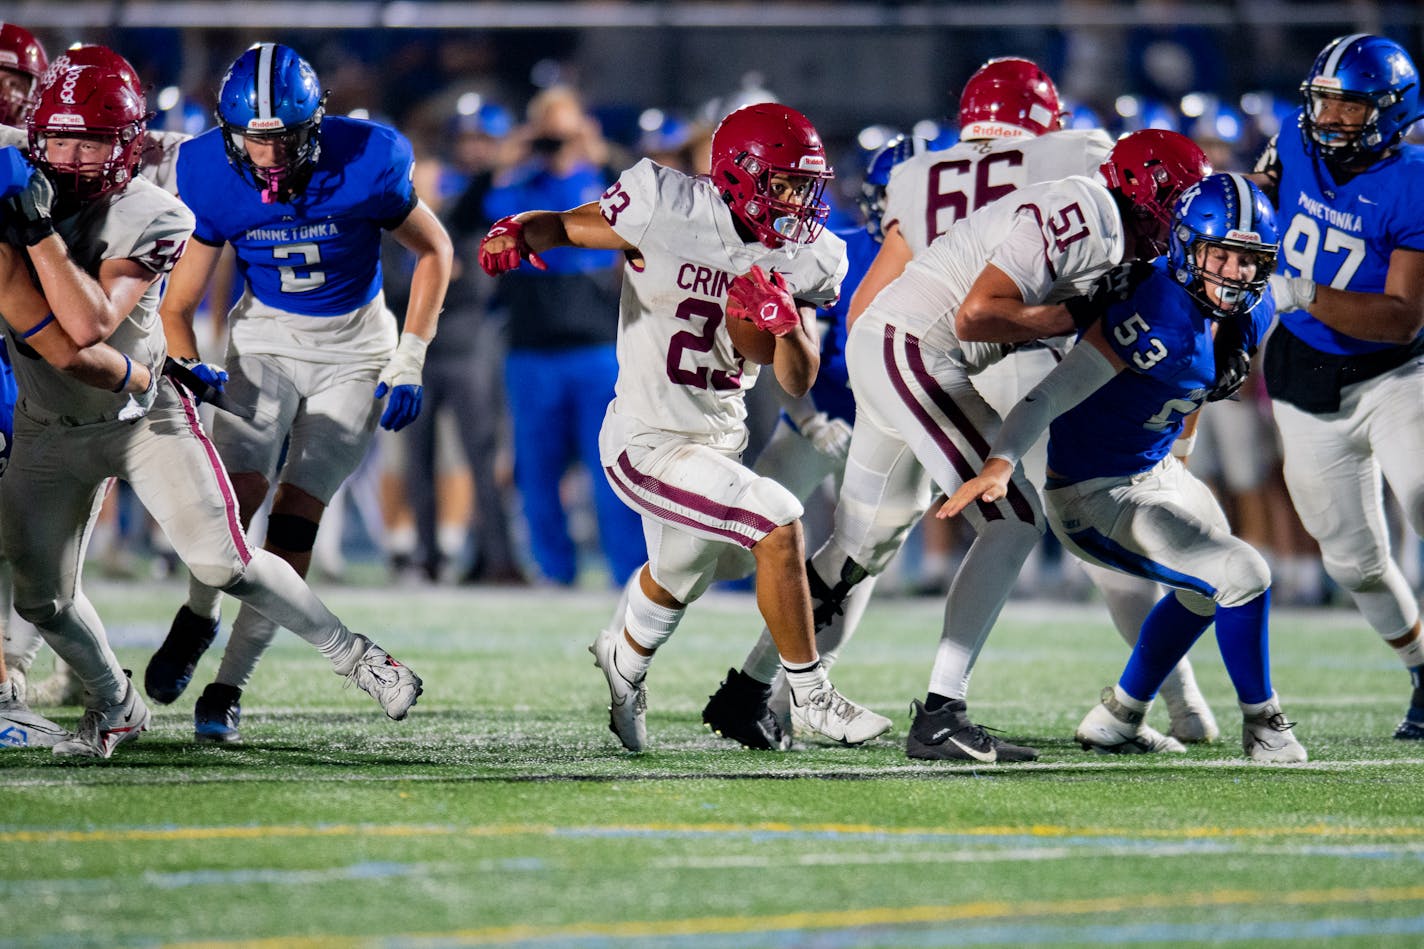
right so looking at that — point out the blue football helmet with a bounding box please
[1168,172,1278,319]
[858,134,929,243]
[216,43,327,201]
[1300,34,1423,163]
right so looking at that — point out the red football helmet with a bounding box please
[1099,129,1211,258]
[958,57,1065,140]
[46,45,145,105]
[29,64,147,201]
[710,103,833,248]
[0,23,48,127]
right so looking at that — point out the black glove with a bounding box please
[1206,318,1254,403]
[4,168,55,246]
[1065,259,1156,332]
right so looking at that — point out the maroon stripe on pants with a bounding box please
[882,326,1001,522]
[901,334,1038,526]
[607,451,775,550]
[174,380,252,564]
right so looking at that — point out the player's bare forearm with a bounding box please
[25,235,132,347]
[771,310,820,397]
[957,300,1074,343]
[393,201,454,340]
[159,239,224,359]
[529,202,635,254]
[62,343,153,395]
[1306,281,1424,345]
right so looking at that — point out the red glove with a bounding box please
[725,265,801,337]
[478,216,548,276]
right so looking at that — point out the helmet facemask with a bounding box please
[1182,237,1276,319]
[221,107,324,204]
[728,152,831,249]
[1301,86,1387,163]
[33,128,141,201]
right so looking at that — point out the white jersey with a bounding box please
[867,174,1124,366]
[599,158,847,445]
[6,178,194,423]
[0,126,189,195]
[885,129,1113,255]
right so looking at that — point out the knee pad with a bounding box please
[1173,589,1217,617]
[265,513,320,554]
[1216,545,1272,609]
[189,559,248,591]
[1321,550,1389,593]
[624,580,684,653]
[14,596,65,627]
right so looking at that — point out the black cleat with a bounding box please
[702,668,789,751]
[194,683,243,743]
[1395,705,1424,740]
[906,698,1039,763]
[145,606,219,704]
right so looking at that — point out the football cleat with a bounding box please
[906,698,1039,763]
[589,626,647,752]
[1395,705,1424,740]
[1242,696,1308,763]
[194,683,243,744]
[1160,673,1220,744]
[145,605,220,704]
[702,668,789,751]
[52,678,150,759]
[0,678,68,749]
[1075,686,1187,755]
[789,680,891,746]
[338,636,422,721]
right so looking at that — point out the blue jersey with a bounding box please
[176,116,417,317]
[806,226,873,423]
[1275,110,1424,355]
[1048,260,1274,483]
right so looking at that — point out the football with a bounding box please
[726,314,777,365]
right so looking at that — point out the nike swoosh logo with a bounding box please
[946,736,998,763]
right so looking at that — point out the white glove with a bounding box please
[378,332,428,390]
[1268,273,1317,313]
[799,411,853,462]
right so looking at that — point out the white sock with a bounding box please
[783,660,829,706]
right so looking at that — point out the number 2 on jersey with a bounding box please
[666,298,742,391]
[273,242,327,293]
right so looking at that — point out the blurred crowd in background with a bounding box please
[21,6,1424,606]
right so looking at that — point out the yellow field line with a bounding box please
[9,819,1424,845]
[162,882,1424,948]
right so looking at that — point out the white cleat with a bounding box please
[339,636,423,721]
[589,627,647,752]
[52,679,150,759]
[1075,687,1186,755]
[790,680,891,746]
[0,679,69,749]
[1242,695,1308,763]
[1160,675,1220,744]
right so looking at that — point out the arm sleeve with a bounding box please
[989,340,1118,466]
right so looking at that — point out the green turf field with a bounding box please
[6,579,1424,948]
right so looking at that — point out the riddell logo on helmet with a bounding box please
[0,53,17,68]
[1312,76,1344,90]
[1225,229,1261,243]
[963,121,1032,139]
[796,155,826,172]
[247,117,284,131]
[47,114,84,127]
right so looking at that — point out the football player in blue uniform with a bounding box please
[146,43,452,741]
[943,173,1308,762]
[1251,34,1424,741]
[701,134,927,749]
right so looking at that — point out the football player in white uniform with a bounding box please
[0,62,422,759]
[479,103,891,752]
[827,128,1210,762]
[1,41,199,710]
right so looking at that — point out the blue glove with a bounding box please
[178,356,228,393]
[0,148,33,201]
[374,333,428,432]
[375,381,423,432]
